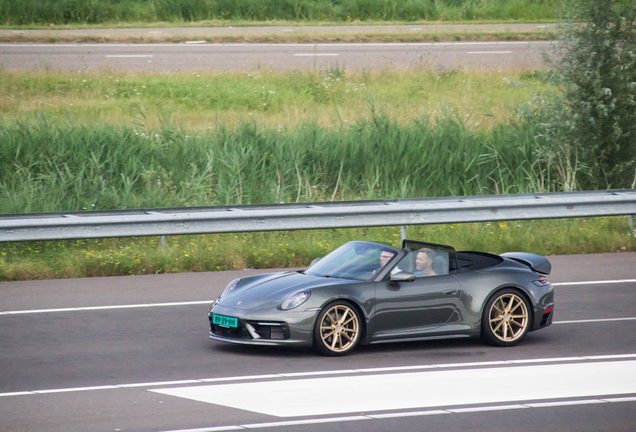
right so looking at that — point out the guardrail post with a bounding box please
[400,225,407,242]
[629,215,634,235]
[161,235,167,249]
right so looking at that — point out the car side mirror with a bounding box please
[309,258,321,267]
[390,272,416,282]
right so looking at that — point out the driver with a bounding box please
[414,248,436,277]
[374,250,396,274]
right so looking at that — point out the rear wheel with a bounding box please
[314,302,361,356]
[481,289,531,347]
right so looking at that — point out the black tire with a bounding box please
[481,289,531,347]
[314,301,362,356]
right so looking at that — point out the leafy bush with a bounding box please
[543,0,636,189]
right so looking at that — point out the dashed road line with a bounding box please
[105,54,154,57]
[467,51,513,54]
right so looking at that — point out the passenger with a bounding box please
[414,248,436,277]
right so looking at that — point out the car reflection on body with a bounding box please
[209,239,554,356]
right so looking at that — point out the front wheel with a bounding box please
[481,289,531,347]
[314,302,361,356]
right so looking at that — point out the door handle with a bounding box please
[443,289,458,295]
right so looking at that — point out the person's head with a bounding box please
[379,250,395,268]
[415,249,434,271]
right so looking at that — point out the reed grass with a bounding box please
[1,217,633,281]
[0,0,563,26]
[0,100,562,215]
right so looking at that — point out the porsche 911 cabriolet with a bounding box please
[209,240,554,356]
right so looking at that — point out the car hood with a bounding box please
[215,271,352,312]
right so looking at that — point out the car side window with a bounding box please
[393,248,450,278]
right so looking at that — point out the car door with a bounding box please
[368,240,462,341]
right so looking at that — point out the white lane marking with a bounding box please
[279,369,357,377]
[0,391,31,397]
[467,51,513,54]
[3,354,636,398]
[152,360,636,417]
[508,356,581,364]
[447,404,528,413]
[555,317,636,324]
[165,427,242,432]
[605,396,636,403]
[105,55,153,58]
[35,385,118,394]
[242,416,368,429]
[553,278,636,286]
[293,53,339,56]
[118,380,200,388]
[154,396,636,432]
[199,374,279,383]
[185,41,207,44]
[149,31,163,34]
[369,409,449,419]
[525,399,607,408]
[0,300,213,315]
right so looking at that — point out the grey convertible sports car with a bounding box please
[208,240,554,356]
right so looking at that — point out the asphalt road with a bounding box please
[0,41,551,71]
[1,252,635,432]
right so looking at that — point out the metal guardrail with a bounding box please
[1,189,635,242]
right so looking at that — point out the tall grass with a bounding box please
[0,0,563,26]
[1,104,564,214]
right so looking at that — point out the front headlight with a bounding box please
[281,290,311,310]
[220,278,241,298]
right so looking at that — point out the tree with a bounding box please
[546,0,636,189]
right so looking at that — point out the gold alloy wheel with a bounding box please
[319,304,360,353]
[488,293,529,342]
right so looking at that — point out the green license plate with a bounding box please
[213,314,238,328]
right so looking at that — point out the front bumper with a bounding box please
[208,303,317,348]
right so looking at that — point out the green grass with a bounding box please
[0,69,549,130]
[1,217,633,281]
[0,0,564,26]
[0,28,557,44]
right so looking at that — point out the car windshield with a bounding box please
[305,241,397,281]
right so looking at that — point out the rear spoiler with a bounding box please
[500,252,551,275]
